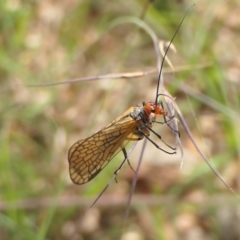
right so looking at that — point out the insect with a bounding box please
[67,7,190,186]
[68,101,176,185]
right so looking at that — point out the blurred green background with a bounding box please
[0,0,240,239]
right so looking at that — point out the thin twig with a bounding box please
[0,194,238,211]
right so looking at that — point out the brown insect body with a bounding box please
[68,101,166,184]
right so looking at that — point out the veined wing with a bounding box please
[68,107,138,184]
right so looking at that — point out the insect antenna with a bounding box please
[154,5,195,105]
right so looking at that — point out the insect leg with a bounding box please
[90,147,132,208]
[164,121,181,138]
[155,115,175,124]
[122,147,136,174]
[143,124,176,150]
[113,147,135,183]
[138,128,176,154]
[159,98,181,138]
[155,117,181,138]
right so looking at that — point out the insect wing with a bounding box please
[68,107,137,184]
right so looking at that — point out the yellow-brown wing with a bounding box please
[68,107,138,184]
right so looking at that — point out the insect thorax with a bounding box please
[130,105,144,121]
[130,105,154,137]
